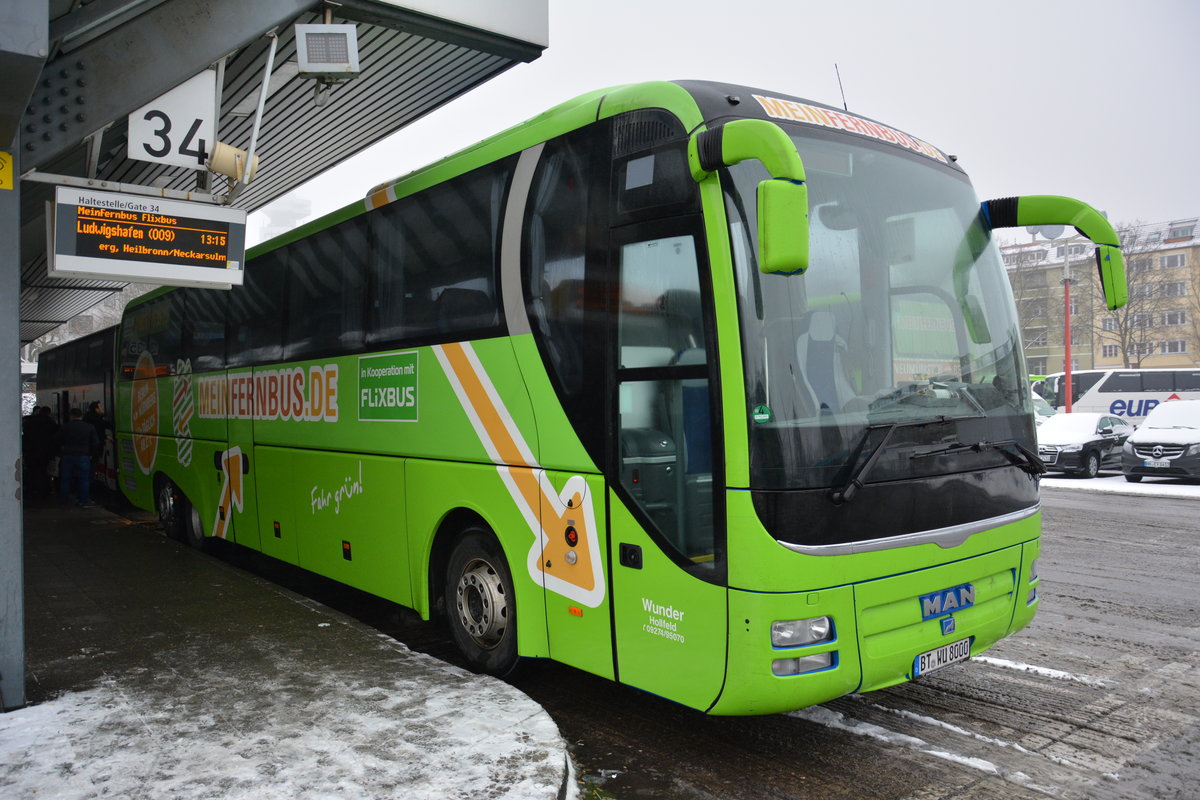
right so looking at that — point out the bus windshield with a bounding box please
[725,126,1032,490]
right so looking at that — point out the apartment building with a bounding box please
[1001,217,1200,375]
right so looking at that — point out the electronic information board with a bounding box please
[49,187,246,288]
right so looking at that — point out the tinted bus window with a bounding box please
[527,134,593,399]
[227,252,285,366]
[120,294,183,379]
[184,289,228,372]
[1178,371,1200,391]
[367,158,513,345]
[285,216,367,360]
[1100,372,1141,393]
[1141,371,1175,392]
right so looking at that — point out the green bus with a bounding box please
[114,80,1127,715]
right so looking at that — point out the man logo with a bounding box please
[920,583,975,620]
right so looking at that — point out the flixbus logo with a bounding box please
[919,583,975,620]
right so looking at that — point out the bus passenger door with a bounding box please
[607,222,728,710]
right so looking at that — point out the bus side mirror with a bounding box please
[757,179,809,273]
[981,195,1128,310]
[690,119,810,274]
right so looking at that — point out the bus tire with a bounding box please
[445,528,520,677]
[155,478,187,542]
[1079,451,1100,479]
[183,501,211,552]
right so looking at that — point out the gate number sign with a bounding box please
[127,70,216,169]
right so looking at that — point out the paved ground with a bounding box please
[2,502,574,800]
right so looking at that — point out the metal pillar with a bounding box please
[1,136,24,711]
[0,0,44,711]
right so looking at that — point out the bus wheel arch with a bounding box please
[438,514,520,677]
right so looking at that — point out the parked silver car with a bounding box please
[1121,400,1200,483]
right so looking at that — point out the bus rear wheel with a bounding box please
[445,528,519,677]
[156,478,187,542]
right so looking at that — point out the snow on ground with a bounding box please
[1040,472,1200,499]
[1,632,572,800]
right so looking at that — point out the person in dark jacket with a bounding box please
[23,406,59,500]
[56,408,99,506]
[83,401,107,478]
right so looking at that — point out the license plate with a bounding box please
[913,637,972,677]
[1144,459,1170,468]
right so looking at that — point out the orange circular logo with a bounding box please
[131,349,159,475]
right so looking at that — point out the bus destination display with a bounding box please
[50,187,247,288]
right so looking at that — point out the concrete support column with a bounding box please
[0,137,24,711]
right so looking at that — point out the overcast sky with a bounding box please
[251,0,1200,244]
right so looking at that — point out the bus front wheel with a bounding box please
[445,528,519,677]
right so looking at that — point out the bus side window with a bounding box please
[1141,371,1174,392]
[526,137,591,397]
[285,216,367,360]
[369,159,511,345]
[183,289,228,372]
[616,233,715,569]
[228,251,284,366]
[120,294,183,377]
[1099,372,1142,393]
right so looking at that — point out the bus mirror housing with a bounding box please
[981,195,1128,310]
[689,119,810,274]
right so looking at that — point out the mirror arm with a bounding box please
[689,120,811,275]
[689,119,806,183]
[981,194,1128,310]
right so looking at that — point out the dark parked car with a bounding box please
[1036,412,1133,478]
[1121,400,1200,483]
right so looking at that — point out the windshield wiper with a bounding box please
[829,417,968,505]
[911,438,1047,476]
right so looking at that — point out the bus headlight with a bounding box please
[772,652,834,676]
[1029,558,1039,582]
[771,616,832,647]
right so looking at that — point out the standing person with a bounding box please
[83,401,107,479]
[24,406,59,500]
[56,408,99,507]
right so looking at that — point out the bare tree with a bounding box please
[1090,222,1180,368]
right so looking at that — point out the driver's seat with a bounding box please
[796,310,855,414]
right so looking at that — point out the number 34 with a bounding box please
[141,110,209,165]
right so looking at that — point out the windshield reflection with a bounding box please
[725,126,1033,490]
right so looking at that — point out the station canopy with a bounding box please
[10,0,548,343]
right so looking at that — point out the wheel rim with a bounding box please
[1086,454,1099,477]
[454,557,508,650]
[157,482,177,528]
